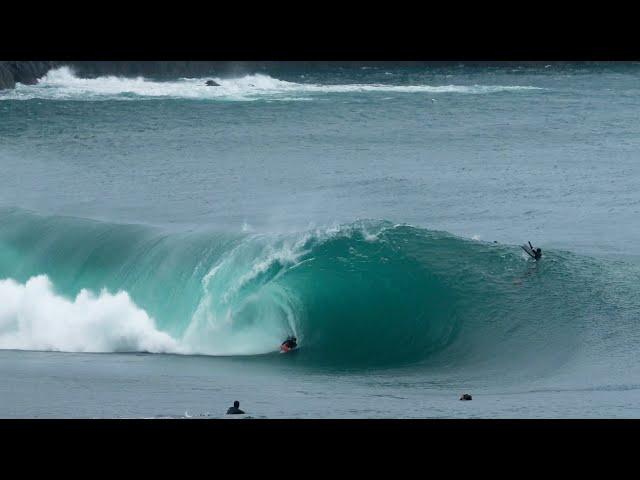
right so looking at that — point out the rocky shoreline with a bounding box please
[1,61,399,90]
[0,61,58,90]
[0,61,242,90]
[0,61,586,91]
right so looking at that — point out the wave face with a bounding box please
[0,67,543,102]
[0,210,609,368]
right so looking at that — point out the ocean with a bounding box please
[1,63,640,418]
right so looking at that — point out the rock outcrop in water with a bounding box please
[0,61,58,90]
[0,63,15,90]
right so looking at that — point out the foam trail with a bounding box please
[0,275,180,353]
[0,67,544,101]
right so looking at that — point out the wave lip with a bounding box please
[0,67,544,101]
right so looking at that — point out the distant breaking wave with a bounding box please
[0,67,544,102]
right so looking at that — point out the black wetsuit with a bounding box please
[283,338,297,349]
[226,406,245,414]
[528,242,542,260]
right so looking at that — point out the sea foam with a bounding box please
[0,66,543,101]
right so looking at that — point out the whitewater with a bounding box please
[0,66,543,102]
[2,63,640,418]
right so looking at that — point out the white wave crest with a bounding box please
[0,275,180,353]
[0,67,543,102]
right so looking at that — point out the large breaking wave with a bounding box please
[0,67,544,102]
[0,209,617,368]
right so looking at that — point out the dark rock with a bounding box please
[12,61,54,84]
[205,80,220,87]
[0,63,15,90]
[460,393,472,401]
[0,61,58,90]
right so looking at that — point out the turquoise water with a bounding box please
[1,63,640,417]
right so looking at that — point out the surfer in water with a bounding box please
[226,401,245,415]
[281,336,298,352]
[527,241,542,260]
